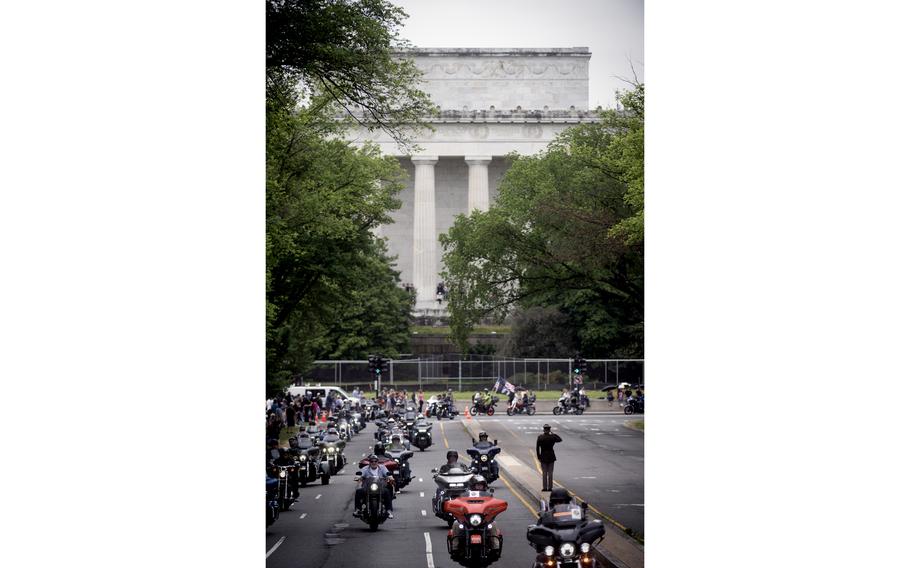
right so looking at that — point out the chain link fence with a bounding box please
[300,356,644,393]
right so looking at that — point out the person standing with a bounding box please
[536,424,562,492]
[417,389,425,413]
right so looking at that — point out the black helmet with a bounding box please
[469,474,488,492]
[367,454,379,463]
[374,443,385,454]
[549,488,571,506]
[478,431,488,440]
[446,450,458,461]
[268,438,279,446]
[288,437,299,447]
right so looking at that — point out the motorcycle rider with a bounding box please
[481,388,493,410]
[472,431,500,479]
[266,438,281,465]
[467,473,492,496]
[354,454,394,519]
[271,447,300,499]
[439,450,470,474]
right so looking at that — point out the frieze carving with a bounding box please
[416,60,583,80]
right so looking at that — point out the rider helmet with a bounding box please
[446,450,458,462]
[374,442,385,455]
[549,488,572,506]
[478,431,489,440]
[367,454,379,464]
[469,474,488,492]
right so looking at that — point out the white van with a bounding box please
[287,385,359,407]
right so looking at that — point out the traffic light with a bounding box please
[380,357,390,375]
[572,356,588,376]
[368,354,379,376]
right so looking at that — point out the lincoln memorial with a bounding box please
[347,48,600,314]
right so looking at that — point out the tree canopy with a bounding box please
[440,84,644,358]
[266,0,431,395]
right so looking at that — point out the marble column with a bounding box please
[411,156,438,309]
[465,156,493,212]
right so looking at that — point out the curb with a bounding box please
[459,419,643,568]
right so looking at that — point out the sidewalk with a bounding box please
[461,418,644,568]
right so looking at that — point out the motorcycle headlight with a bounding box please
[469,514,483,526]
[560,543,576,558]
[481,455,488,462]
[580,543,591,553]
[370,483,379,491]
[279,470,286,478]
[328,447,335,453]
[544,546,555,557]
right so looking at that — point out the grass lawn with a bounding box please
[628,420,644,431]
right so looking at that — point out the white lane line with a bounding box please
[420,492,425,497]
[299,512,308,519]
[419,478,423,483]
[265,536,286,559]
[421,509,427,516]
[315,494,322,500]
[424,532,435,568]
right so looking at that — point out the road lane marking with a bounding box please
[440,422,450,449]
[424,531,435,568]
[529,449,542,474]
[421,510,427,516]
[420,492,425,498]
[265,536,285,559]
[315,494,321,500]
[299,512,308,519]
[419,478,423,483]
[499,471,537,517]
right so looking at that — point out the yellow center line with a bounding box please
[551,478,629,532]
[529,448,542,474]
[499,470,538,518]
[439,421,449,449]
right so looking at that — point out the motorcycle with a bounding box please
[320,440,346,477]
[507,394,537,416]
[384,447,415,491]
[470,396,500,416]
[444,490,508,566]
[527,500,605,567]
[431,466,475,526]
[467,442,501,484]
[291,440,321,486]
[553,397,584,415]
[266,477,280,526]
[412,422,433,451]
[623,396,644,415]
[270,463,298,511]
[355,472,392,531]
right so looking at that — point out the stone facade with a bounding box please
[348,48,599,313]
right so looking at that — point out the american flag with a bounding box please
[493,377,515,394]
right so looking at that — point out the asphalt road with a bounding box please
[266,419,544,568]
[266,413,643,566]
[465,413,644,537]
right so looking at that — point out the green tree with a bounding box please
[266,0,433,395]
[440,85,644,358]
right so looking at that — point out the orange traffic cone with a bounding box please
[464,406,471,420]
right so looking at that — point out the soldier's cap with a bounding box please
[543,424,551,430]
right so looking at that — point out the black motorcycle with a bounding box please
[291,440,321,486]
[623,396,644,415]
[412,422,433,451]
[355,473,391,531]
[385,447,415,491]
[467,442,501,484]
[266,477,280,526]
[527,501,605,567]
[270,463,298,511]
[430,466,474,526]
[320,440,346,477]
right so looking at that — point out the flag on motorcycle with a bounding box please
[492,377,515,394]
